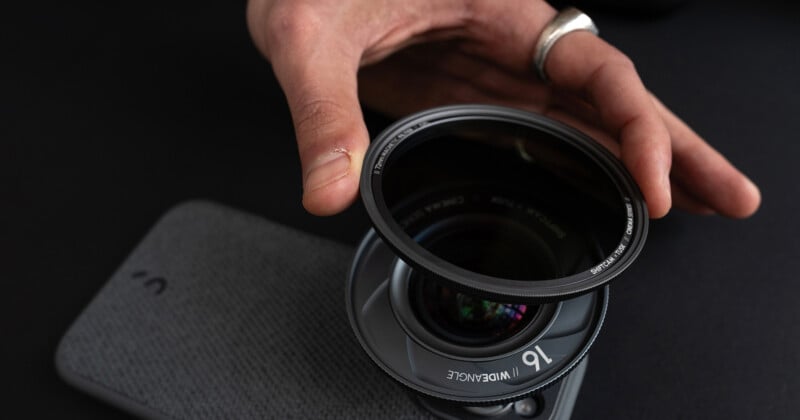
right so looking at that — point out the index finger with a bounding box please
[545,31,673,217]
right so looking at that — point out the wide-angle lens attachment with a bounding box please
[348,228,607,403]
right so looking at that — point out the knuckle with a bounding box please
[293,95,351,141]
[584,52,638,100]
[460,0,481,21]
[446,83,481,104]
[264,2,323,56]
[609,52,636,73]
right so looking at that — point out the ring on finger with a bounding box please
[533,7,599,83]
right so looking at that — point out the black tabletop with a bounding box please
[2,0,798,418]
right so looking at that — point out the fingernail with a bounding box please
[304,152,351,192]
[661,171,672,201]
[744,176,760,199]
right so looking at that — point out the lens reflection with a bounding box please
[412,274,536,346]
[408,213,546,346]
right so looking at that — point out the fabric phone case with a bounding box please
[55,201,430,419]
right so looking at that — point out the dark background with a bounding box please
[2,0,798,418]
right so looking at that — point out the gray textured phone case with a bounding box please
[55,201,430,419]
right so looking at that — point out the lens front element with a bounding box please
[412,274,537,347]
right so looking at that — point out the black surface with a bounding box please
[2,0,798,419]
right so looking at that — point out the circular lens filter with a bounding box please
[360,105,648,302]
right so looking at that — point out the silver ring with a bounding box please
[533,7,599,82]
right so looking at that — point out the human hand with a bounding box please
[246,0,760,218]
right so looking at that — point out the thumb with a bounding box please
[271,42,368,216]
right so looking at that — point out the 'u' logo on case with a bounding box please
[132,270,167,295]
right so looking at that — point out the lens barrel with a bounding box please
[347,105,647,404]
